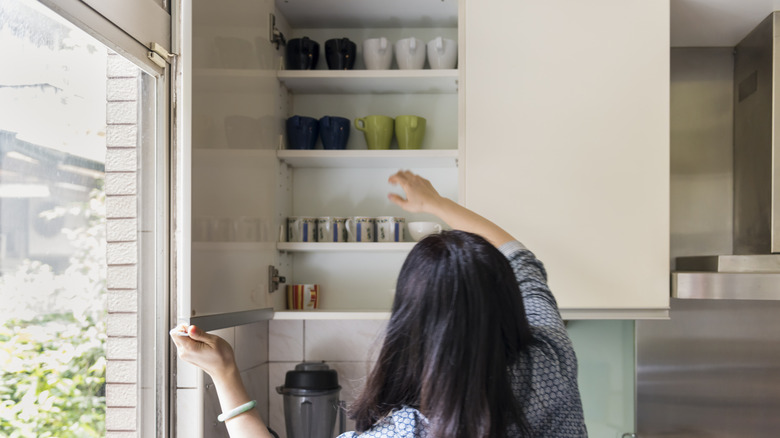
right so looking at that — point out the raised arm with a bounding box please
[387,170,515,248]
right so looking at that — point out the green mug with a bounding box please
[394,115,426,149]
[355,115,394,150]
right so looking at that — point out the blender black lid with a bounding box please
[283,362,340,390]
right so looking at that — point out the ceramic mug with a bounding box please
[288,217,317,242]
[408,221,443,241]
[286,115,319,149]
[427,37,458,69]
[285,37,320,70]
[376,216,406,242]
[363,37,393,70]
[319,116,350,150]
[325,38,357,70]
[394,115,426,149]
[355,115,394,150]
[346,217,376,242]
[317,217,348,243]
[287,284,319,310]
[394,37,426,70]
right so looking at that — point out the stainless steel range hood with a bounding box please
[673,12,780,299]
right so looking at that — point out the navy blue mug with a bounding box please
[285,37,319,70]
[286,116,319,149]
[319,116,350,150]
[325,38,357,70]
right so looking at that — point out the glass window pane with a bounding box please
[0,0,117,434]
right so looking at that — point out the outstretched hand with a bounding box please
[387,170,444,214]
[388,170,515,248]
[170,324,237,382]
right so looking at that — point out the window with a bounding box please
[0,0,170,436]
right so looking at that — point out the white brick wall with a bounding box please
[105,51,140,436]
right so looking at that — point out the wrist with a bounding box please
[211,362,241,388]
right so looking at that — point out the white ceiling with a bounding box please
[672,0,780,47]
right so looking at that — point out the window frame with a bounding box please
[34,0,174,436]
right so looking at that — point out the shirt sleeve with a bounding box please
[498,241,566,333]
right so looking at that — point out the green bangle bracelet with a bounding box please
[218,400,256,422]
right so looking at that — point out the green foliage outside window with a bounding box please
[0,188,107,437]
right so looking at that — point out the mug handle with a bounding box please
[435,36,444,53]
[354,118,367,132]
[410,117,418,130]
[345,218,353,240]
[379,37,387,52]
[410,38,417,52]
[433,223,442,234]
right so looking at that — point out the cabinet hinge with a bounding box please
[269,13,286,50]
[269,265,286,293]
[148,42,176,68]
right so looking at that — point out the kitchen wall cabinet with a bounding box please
[177,0,669,328]
[178,0,461,328]
[462,0,670,318]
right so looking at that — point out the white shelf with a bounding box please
[277,149,458,168]
[278,70,458,94]
[278,242,416,252]
[275,0,457,28]
[273,310,392,320]
[194,69,458,94]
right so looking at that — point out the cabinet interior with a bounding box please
[189,0,460,319]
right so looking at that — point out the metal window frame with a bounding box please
[36,0,173,436]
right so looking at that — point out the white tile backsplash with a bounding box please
[235,321,269,371]
[304,320,386,362]
[177,388,203,437]
[269,320,304,361]
[203,381,229,438]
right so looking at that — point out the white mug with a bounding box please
[288,217,317,242]
[363,37,393,70]
[376,216,406,242]
[427,37,457,69]
[394,37,426,70]
[408,221,443,241]
[317,217,348,243]
[346,217,376,242]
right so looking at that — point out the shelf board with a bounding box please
[273,310,391,320]
[194,69,459,94]
[278,70,458,94]
[278,149,458,168]
[274,0,457,29]
[278,242,416,252]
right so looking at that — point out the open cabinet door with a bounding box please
[172,0,282,331]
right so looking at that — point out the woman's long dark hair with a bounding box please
[350,230,534,437]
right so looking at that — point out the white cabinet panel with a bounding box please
[463,0,670,315]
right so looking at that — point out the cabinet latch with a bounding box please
[147,42,176,68]
[269,265,286,293]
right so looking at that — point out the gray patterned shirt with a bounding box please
[340,241,587,437]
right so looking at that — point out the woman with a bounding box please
[171,170,587,437]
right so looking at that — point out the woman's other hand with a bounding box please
[169,324,237,382]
